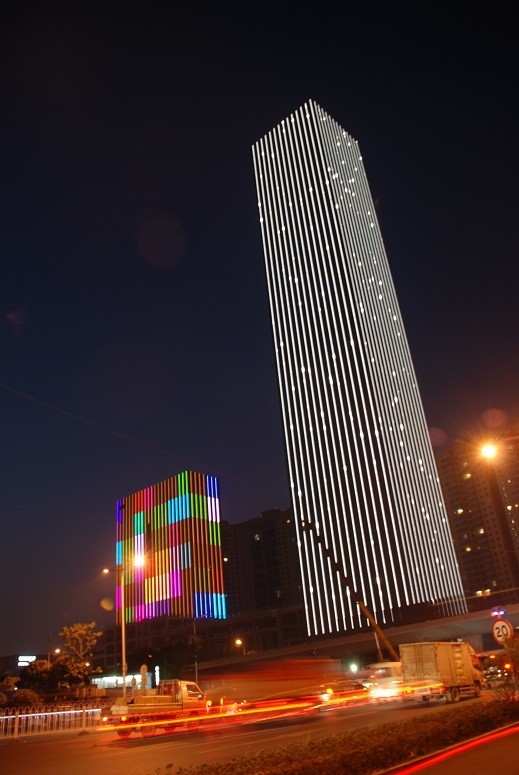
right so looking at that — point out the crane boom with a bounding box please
[300,520,399,662]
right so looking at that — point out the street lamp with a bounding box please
[103,565,128,698]
[481,443,497,460]
[47,647,60,663]
[104,555,145,698]
[479,441,519,590]
[235,638,245,655]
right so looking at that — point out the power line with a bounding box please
[0,381,287,502]
[0,380,190,463]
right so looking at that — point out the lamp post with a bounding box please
[47,647,60,663]
[235,638,245,655]
[120,568,127,697]
[193,618,198,684]
[480,441,519,589]
[103,566,127,698]
[104,554,145,699]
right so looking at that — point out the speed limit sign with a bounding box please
[492,618,514,644]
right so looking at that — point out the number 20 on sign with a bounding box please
[492,619,514,643]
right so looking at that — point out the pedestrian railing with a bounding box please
[0,702,101,740]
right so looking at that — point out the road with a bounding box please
[0,695,512,775]
[387,723,519,774]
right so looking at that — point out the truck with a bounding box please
[399,641,485,703]
[100,679,207,738]
[361,661,403,700]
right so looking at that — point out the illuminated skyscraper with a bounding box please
[116,470,226,625]
[252,100,466,638]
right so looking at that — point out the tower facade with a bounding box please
[436,422,519,606]
[252,100,466,638]
[116,470,226,625]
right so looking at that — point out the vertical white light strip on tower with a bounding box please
[337,128,465,613]
[316,110,399,615]
[252,100,466,638]
[299,106,383,625]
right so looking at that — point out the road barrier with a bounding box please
[0,703,101,740]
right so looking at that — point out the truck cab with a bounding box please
[159,679,205,705]
[362,661,403,700]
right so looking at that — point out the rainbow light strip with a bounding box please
[115,470,226,623]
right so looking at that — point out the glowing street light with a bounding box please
[103,554,146,698]
[235,638,245,655]
[103,565,128,698]
[47,647,61,663]
[481,443,498,460]
[479,438,519,590]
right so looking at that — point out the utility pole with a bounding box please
[193,617,198,685]
[120,566,127,697]
[103,566,128,697]
[300,520,399,662]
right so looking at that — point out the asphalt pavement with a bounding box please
[383,722,519,774]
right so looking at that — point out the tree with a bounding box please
[503,635,519,671]
[127,639,198,681]
[500,636,519,701]
[0,675,19,706]
[155,638,200,679]
[0,675,19,693]
[18,659,53,694]
[58,622,102,686]
[10,689,42,707]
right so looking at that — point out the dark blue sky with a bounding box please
[1,5,517,656]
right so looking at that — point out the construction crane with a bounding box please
[300,519,399,662]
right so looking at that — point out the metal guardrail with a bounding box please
[0,703,101,740]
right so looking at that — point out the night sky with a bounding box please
[1,5,516,657]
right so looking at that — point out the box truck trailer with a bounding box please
[400,641,485,703]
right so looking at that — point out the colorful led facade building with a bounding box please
[252,100,466,638]
[116,470,226,625]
